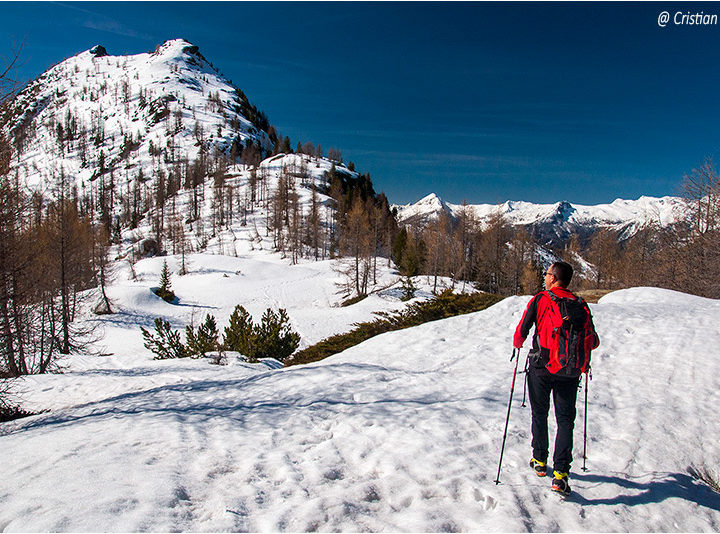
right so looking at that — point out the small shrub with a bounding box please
[186,314,220,357]
[223,305,300,362]
[141,318,189,359]
[141,307,301,363]
[400,275,417,301]
[0,380,38,422]
[0,405,37,423]
[207,352,227,366]
[153,287,177,302]
[689,465,720,494]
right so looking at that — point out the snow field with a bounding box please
[1,271,719,531]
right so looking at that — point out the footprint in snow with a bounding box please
[473,488,497,511]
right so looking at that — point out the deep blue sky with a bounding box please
[2,2,720,205]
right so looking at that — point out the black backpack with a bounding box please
[544,291,597,376]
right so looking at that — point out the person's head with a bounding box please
[545,261,573,289]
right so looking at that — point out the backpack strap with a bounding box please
[544,290,567,322]
[546,289,581,303]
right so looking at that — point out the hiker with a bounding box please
[513,261,599,495]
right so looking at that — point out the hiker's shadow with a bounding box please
[569,471,720,512]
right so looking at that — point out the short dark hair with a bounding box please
[550,261,574,287]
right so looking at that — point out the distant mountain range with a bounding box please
[393,193,686,245]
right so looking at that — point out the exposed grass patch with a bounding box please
[287,290,504,367]
[575,289,615,303]
[341,294,368,307]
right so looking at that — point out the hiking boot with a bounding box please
[530,458,547,477]
[551,471,571,495]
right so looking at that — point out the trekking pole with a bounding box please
[520,354,530,408]
[495,348,520,485]
[581,370,591,471]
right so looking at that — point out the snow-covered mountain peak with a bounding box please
[150,39,210,68]
[417,192,440,203]
[548,200,576,222]
[152,38,196,55]
[415,193,446,210]
[2,38,277,192]
[392,193,450,223]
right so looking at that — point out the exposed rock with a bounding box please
[138,238,161,257]
[93,300,113,315]
[89,45,108,57]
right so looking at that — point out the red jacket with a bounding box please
[514,287,598,354]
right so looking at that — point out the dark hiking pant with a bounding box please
[527,365,581,473]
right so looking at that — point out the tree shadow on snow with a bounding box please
[172,301,218,310]
[568,471,720,513]
[70,367,184,378]
[0,363,496,437]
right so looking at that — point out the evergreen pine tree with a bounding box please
[401,275,417,301]
[141,318,189,359]
[186,314,219,357]
[155,260,176,302]
[254,308,300,362]
[392,227,408,270]
[222,305,299,362]
[159,260,171,292]
[223,305,256,358]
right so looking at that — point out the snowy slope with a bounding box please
[102,149,358,285]
[98,252,413,361]
[1,285,719,531]
[394,193,687,240]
